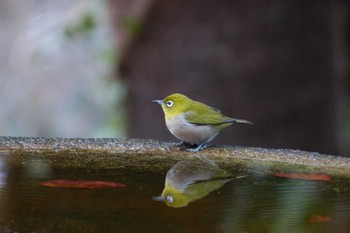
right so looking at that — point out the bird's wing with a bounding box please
[184,104,231,126]
[185,103,252,126]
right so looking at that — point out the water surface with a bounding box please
[0,153,349,233]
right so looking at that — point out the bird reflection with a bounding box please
[153,155,245,208]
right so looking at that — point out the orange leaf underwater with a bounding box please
[309,215,330,223]
[41,179,127,189]
[272,173,331,181]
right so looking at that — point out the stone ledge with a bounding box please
[0,136,349,177]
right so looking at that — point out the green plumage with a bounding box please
[184,101,242,127]
[153,93,252,151]
[159,156,234,207]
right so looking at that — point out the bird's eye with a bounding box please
[166,100,174,108]
[166,195,173,203]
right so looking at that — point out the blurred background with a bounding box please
[0,0,127,138]
[0,0,349,156]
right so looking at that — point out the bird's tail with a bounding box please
[225,117,253,124]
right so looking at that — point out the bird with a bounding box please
[152,93,252,152]
[152,156,235,208]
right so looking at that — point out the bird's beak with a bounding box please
[152,196,165,202]
[152,100,164,105]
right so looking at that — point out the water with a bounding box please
[0,153,349,233]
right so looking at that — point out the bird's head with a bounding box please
[152,93,191,119]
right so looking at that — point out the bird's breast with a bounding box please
[165,115,218,144]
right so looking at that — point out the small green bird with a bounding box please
[153,93,252,152]
[153,156,235,208]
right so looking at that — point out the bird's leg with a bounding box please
[178,141,187,146]
[187,143,208,152]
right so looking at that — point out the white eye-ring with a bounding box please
[166,195,173,203]
[166,100,174,108]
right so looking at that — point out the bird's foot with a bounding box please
[177,141,195,149]
[187,144,209,152]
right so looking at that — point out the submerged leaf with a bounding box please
[41,179,126,189]
[272,173,331,181]
[309,215,330,223]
